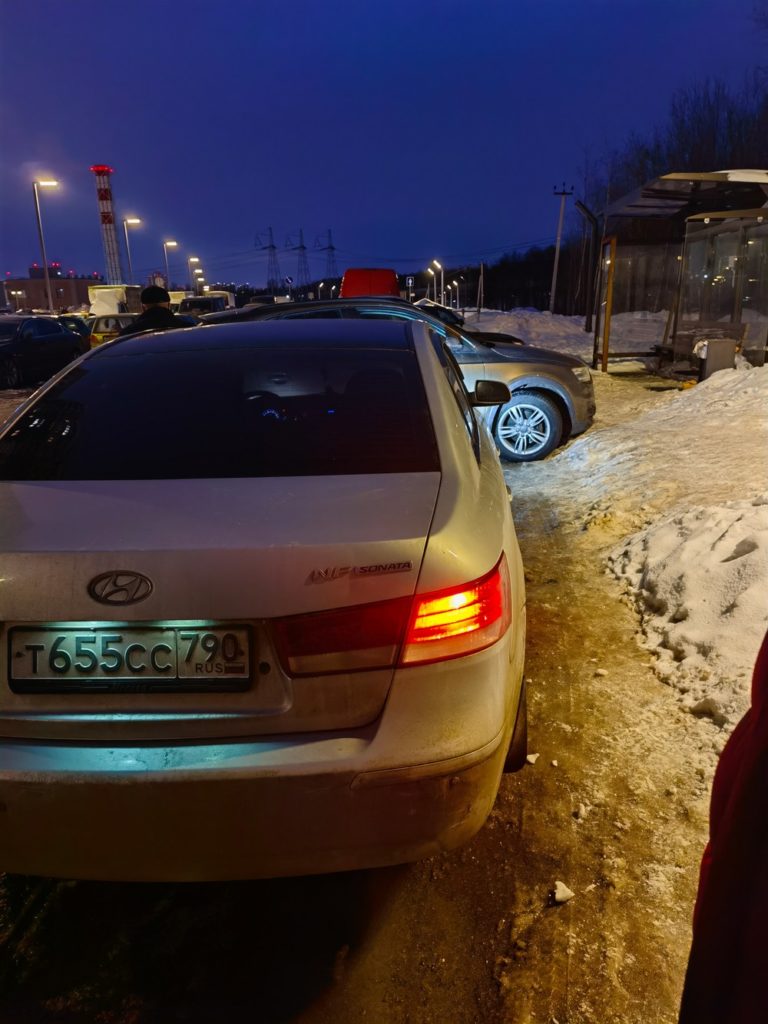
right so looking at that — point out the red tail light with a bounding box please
[401,556,511,666]
[272,556,511,677]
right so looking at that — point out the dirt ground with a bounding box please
[0,377,714,1023]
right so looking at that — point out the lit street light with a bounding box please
[318,281,325,299]
[162,240,178,289]
[123,218,141,285]
[446,284,452,307]
[452,279,459,309]
[330,284,337,296]
[32,178,59,311]
[188,256,200,292]
[432,259,444,304]
[426,267,436,301]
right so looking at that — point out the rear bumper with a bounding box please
[0,730,507,881]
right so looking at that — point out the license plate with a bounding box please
[8,625,251,693]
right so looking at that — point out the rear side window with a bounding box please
[0,345,440,480]
[30,320,61,337]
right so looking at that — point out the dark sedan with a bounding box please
[0,316,84,389]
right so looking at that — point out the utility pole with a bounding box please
[476,262,484,316]
[549,182,574,314]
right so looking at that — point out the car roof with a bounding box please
[199,297,436,324]
[97,317,416,356]
[0,315,56,324]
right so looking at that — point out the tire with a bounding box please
[0,357,21,390]
[504,681,527,772]
[494,392,563,462]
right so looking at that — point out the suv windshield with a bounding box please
[0,346,439,480]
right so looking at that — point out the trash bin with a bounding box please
[695,338,737,381]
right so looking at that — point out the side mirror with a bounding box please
[471,379,511,406]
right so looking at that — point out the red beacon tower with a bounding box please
[90,164,124,285]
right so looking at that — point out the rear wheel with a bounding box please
[0,357,21,389]
[494,393,562,461]
[503,681,527,772]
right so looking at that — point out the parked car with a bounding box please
[199,299,595,461]
[54,314,92,354]
[0,315,85,389]
[0,319,526,881]
[415,298,466,327]
[89,313,138,348]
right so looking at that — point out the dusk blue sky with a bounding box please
[1,0,764,288]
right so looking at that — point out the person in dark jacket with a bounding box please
[678,627,768,1023]
[118,285,190,337]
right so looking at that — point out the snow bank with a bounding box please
[563,363,768,512]
[608,496,768,726]
[463,308,657,362]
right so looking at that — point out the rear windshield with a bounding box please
[0,345,440,479]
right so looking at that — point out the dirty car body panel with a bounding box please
[0,319,525,881]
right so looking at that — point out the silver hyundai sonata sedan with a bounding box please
[0,319,526,881]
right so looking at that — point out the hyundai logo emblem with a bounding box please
[88,571,153,605]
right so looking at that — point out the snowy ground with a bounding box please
[466,309,768,736]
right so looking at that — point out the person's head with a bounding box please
[140,285,171,309]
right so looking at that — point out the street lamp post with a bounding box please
[330,285,337,297]
[446,285,452,307]
[452,279,459,309]
[162,240,178,289]
[194,267,204,295]
[123,218,141,285]
[188,256,200,292]
[426,267,435,301]
[318,281,325,299]
[32,179,59,311]
[432,260,444,304]
[549,183,574,314]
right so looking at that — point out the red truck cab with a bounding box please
[339,268,401,298]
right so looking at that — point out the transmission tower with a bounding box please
[256,227,282,294]
[315,229,339,280]
[90,164,124,284]
[286,229,311,295]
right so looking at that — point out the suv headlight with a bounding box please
[571,365,592,384]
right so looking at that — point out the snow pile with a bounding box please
[463,308,657,363]
[563,364,768,514]
[609,496,768,726]
[464,309,593,359]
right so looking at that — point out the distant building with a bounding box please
[3,269,103,311]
